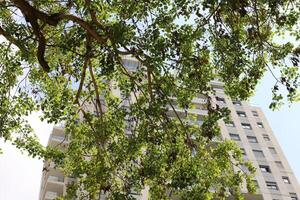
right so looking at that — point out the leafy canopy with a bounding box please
[1,0,300,199]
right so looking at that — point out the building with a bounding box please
[39,76,300,200]
[215,84,300,200]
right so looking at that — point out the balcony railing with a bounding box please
[47,175,64,183]
[45,191,58,200]
[50,135,67,142]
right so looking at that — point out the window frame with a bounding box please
[226,121,235,127]
[252,110,259,117]
[241,123,252,130]
[282,176,291,184]
[232,100,242,106]
[259,165,271,173]
[269,147,277,154]
[290,193,298,200]
[237,111,247,117]
[253,150,265,158]
[247,136,258,143]
[257,122,264,128]
[240,148,246,155]
[263,134,270,141]
[216,96,226,103]
[229,133,241,141]
[275,161,284,169]
[266,181,279,191]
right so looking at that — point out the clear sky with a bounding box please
[0,73,300,200]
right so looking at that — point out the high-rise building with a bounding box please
[214,83,300,200]
[39,74,300,200]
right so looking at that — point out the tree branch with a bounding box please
[0,26,26,51]
[74,35,91,104]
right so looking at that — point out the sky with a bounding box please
[0,72,300,200]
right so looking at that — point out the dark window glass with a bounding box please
[266,181,278,190]
[237,111,247,117]
[260,165,271,173]
[290,193,298,200]
[216,96,226,103]
[229,133,241,141]
[247,136,258,143]
[282,176,291,184]
[241,123,252,130]
[232,100,242,106]
[252,110,259,116]
[257,122,264,128]
[263,134,270,141]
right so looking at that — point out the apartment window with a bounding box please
[275,161,284,169]
[226,121,235,127]
[259,165,271,173]
[282,176,291,184]
[266,181,279,190]
[257,122,264,128]
[216,96,226,103]
[237,111,247,117]
[241,123,252,130]
[263,134,270,141]
[247,136,258,143]
[232,100,242,106]
[269,147,277,154]
[229,133,241,141]
[290,193,298,200]
[240,148,246,155]
[253,150,265,158]
[252,110,259,117]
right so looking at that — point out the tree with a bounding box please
[1,0,300,199]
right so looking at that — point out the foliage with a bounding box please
[1,0,300,199]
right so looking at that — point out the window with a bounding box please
[237,111,247,117]
[257,122,264,128]
[259,165,271,173]
[269,147,277,154]
[253,150,265,158]
[216,96,226,103]
[240,148,246,155]
[266,181,279,190]
[275,161,284,169]
[247,136,258,143]
[229,133,241,141]
[263,134,270,141]
[252,110,259,117]
[232,100,242,106]
[241,123,252,130]
[290,193,298,200]
[226,121,235,127]
[282,176,291,184]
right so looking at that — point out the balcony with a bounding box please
[51,135,66,142]
[45,191,58,200]
[48,134,68,149]
[47,175,64,183]
[43,175,64,199]
[171,107,208,116]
